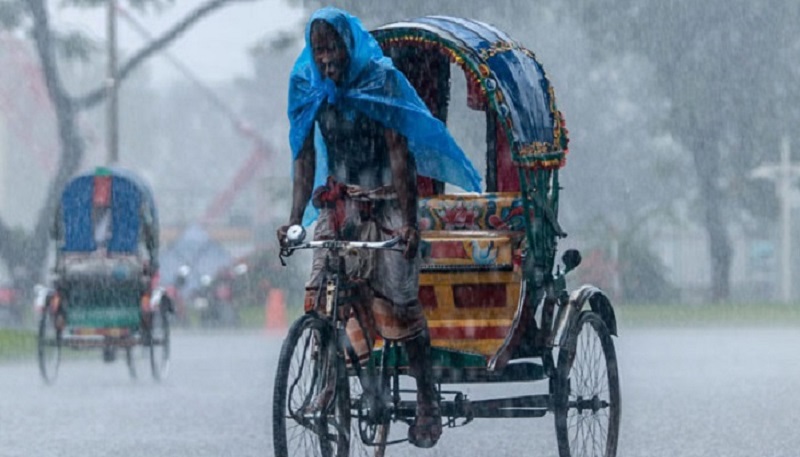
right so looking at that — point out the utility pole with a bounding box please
[751,136,799,303]
[106,0,119,165]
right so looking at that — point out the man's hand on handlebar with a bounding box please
[277,225,291,248]
[398,225,419,260]
[277,223,305,247]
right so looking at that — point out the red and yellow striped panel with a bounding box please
[419,272,521,358]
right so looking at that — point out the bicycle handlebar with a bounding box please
[284,237,403,252]
[279,225,404,264]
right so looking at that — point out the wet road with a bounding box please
[1,326,799,457]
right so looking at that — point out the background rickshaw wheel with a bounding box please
[554,311,621,457]
[125,346,137,379]
[148,306,171,381]
[273,314,350,457]
[37,308,61,384]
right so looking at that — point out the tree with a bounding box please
[543,0,800,302]
[0,0,255,288]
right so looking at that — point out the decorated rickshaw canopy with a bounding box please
[56,166,159,254]
[373,16,569,169]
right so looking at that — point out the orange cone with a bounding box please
[265,288,288,333]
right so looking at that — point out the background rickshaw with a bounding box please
[274,16,620,457]
[36,167,172,383]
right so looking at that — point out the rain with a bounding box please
[1,0,799,456]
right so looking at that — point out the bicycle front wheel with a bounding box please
[274,314,350,457]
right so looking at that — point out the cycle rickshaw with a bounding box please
[36,167,172,383]
[274,16,620,457]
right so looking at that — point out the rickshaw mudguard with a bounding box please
[555,285,617,348]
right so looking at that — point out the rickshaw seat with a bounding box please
[58,253,145,281]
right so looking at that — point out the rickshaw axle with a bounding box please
[389,393,552,421]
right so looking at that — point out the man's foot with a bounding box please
[301,373,337,416]
[408,401,442,448]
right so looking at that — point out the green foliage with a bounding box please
[548,0,800,224]
[617,302,800,327]
[0,226,33,268]
[618,237,679,304]
[0,329,35,361]
[53,30,99,61]
[532,0,800,301]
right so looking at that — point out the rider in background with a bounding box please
[278,7,481,448]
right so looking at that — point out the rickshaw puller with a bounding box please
[278,7,481,449]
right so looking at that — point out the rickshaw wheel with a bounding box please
[149,306,171,381]
[37,308,61,384]
[273,314,350,457]
[554,311,621,457]
[126,346,137,379]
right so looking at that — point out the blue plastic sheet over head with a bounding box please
[287,7,481,226]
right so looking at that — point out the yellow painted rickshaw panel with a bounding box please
[431,339,506,356]
[420,271,516,285]
[422,283,521,322]
[427,319,513,328]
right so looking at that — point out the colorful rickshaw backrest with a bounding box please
[57,167,158,257]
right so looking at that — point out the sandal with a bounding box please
[408,402,442,448]
[301,352,337,416]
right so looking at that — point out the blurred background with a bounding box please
[0,0,798,328]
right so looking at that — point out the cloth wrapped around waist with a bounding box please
[306,177,424,356]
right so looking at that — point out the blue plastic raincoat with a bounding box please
[288,7,482,225]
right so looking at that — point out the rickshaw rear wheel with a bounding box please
[125,346,137,379]
[148,306,171,381]
[273,314,350,457]
[37,308,61,385]
[554,311,620,457]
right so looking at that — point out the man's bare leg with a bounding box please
[404,324,442,448]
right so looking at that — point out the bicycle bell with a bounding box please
[286,225,306,244]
